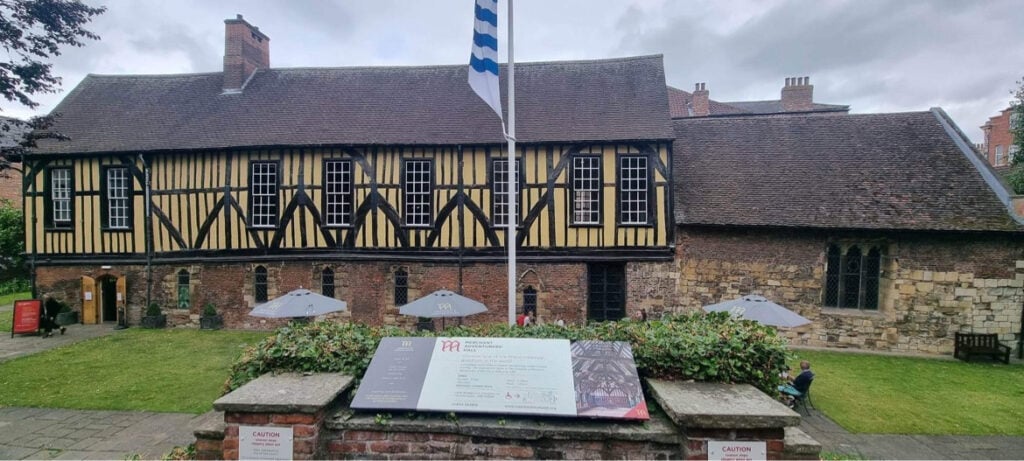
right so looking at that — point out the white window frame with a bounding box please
[571,156,601,225]
[618,155,649,225]
[492,158,520,226]
[403,159,432,227]
[324,160,353,227]
[106,167,130,229]
[995,145,1005,166]
[51,168,72,227]
[250,162,278,228]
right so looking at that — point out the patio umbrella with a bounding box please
[702,295,810,328]
[249,288,347,318]
[399,290,487,328]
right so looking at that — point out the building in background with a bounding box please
[667,77,849,118]
[980,107,1019,169]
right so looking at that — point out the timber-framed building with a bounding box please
[27,17,674,328]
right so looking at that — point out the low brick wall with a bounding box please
[198,373,820,460]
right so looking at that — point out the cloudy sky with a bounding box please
[6,0,1023,142]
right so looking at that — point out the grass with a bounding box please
[0,291,31,332]
[792,349,1024,435]
[0,328,268,413]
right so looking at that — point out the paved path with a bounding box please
[799,407,1024,459]
[0,407,198,460]
[1,323,122,363]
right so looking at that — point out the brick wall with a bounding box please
[0,164,21,210]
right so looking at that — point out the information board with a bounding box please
[708,441,767,461]
[351,337,648,420]
[12,299,41,336]
[239,425,293,461]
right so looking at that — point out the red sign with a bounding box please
[12,299,41,335]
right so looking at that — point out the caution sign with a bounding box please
[239,425,293,460]
[708,441,767,461]
[12,299,41,336]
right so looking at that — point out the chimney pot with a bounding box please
[781,76,813,111]
[692,82,710,117]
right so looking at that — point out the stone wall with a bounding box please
[672,227,1024,354]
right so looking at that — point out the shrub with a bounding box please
[202,303,217,317]
[145,303,162,317]
[0,278,29,296]
[224,312,790,396]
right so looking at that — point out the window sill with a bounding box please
[820,307,884,318]
[101,227,133,233]
[617,223,655,228]
[45,226,74,233]
[569,223,603,228]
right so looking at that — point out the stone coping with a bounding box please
[192,410,225,439]
[646,379,799,429]
[327,408,680,445]
[213,373,354,414]
[783,427,821,456]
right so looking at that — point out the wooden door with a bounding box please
[81,276,97,324]
[587,263,625,322]
[116,276,127,324]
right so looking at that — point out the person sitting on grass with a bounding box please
[778,360,813,407]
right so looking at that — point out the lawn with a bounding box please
[0,328,268,413]
[792,349,1024,435]
[0,291,30,332]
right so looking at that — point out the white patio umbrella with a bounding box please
[702,295,810,328]
[399,290,487,328]
[249,288,347,318]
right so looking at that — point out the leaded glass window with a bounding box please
[523,286,537,316]
[824,244,882,310]
[177,269,190,309]
[322,268,335,299]
[254,266,268,303]
[50,168,72,228]
[394,269,408,306]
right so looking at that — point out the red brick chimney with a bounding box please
[692,82,710,117]
[781,76,813,112]
[223,14,270,92]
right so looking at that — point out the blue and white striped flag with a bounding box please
[469,0,502,119]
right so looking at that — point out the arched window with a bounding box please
[254,266,268,303]
[823,244,882,309]
[177,269,190,309]
[523,286,537,316]
[394,269,408,306]
[322,268,335,299]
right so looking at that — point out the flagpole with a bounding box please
[505,0,517,326]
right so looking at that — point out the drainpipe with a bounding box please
[1018,301,1023,360]
[141,154,153,310]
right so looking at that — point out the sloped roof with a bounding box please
[673,111,1022,232]
[721,99,849,115]
[666,86,749,118]
[35,55,673,154]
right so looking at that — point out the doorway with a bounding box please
[587,263,625,321]
[100,276,117,322]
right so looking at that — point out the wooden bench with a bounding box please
[954,333,1011,364]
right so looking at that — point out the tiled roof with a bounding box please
[721,99,849,115]
[673,111,1022,232]
[666,86,749,118]
[35,55,673,154]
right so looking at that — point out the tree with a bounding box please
[0,0,105,171]
[0,199,23,277]
[1007,78,1024,195]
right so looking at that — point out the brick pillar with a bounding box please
[211,373,354,460]
[646,379,820,461]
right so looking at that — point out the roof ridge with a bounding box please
[671,109,936,122]
[84,71,222,79]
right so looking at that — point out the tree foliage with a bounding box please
[0,199,24,276]
[1008,77,1024,194]
[0,0,105,171]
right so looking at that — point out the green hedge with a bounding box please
[224,312,790,395]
